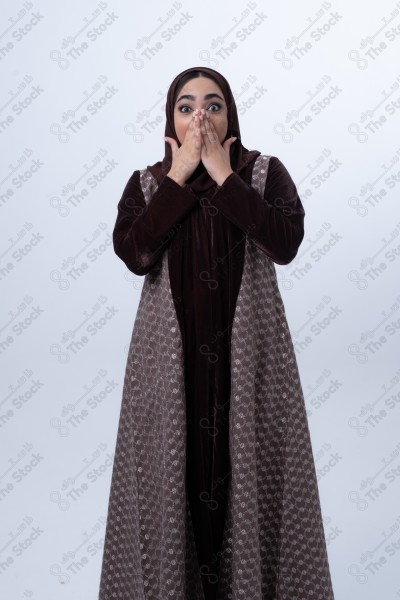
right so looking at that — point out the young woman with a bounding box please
[98,66,335,600]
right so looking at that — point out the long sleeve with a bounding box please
[113,171,199,275]
[211,156,305,265]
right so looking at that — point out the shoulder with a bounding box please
[251,154,285,172]
[138,167,157,186]
[249,154,276,183]
[129,167,169,205]
[249,155,298,198]
[125,168,155,185]
[253,155,296,184]
[122,168,160,195]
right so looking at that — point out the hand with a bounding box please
[199,109,236,186]
[164,112,202,186]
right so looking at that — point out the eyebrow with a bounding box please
[175,93,225,104]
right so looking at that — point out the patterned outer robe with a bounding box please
[98,155,335,600]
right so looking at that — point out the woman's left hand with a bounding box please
[198,109,236,186]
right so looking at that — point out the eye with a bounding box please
[207,103,221,112]
[178,105,192,113]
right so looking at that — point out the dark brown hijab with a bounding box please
[147,66,261,193]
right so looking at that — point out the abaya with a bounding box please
[98,67,335,600]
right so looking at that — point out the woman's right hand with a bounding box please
[164,111,202,186]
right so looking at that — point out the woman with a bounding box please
[98,66,335,600]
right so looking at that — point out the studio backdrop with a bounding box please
[1,1,400,599]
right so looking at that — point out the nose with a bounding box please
[193,108,206,118]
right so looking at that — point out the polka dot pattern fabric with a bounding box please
[98,156,335,599]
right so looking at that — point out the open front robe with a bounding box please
[98,155,335,600]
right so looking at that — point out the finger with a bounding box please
[184,117,202,150]
[193,112,201,137]
[200,120,210,148]
[184,117,198,143]
[184,112,198,137]
[191,117,202,146]
[199,111,211,146]
[164,136,178,152]
[203,113,218,144]
[223,137,237,152]
[205,112,219,142]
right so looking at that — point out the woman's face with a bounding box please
[173,76,229,145]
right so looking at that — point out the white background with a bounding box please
[1,1,400,599]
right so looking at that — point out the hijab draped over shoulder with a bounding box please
[147,66,261,193]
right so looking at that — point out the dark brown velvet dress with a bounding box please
[112,156,305,600]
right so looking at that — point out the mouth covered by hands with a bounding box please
[165,108,236,187]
